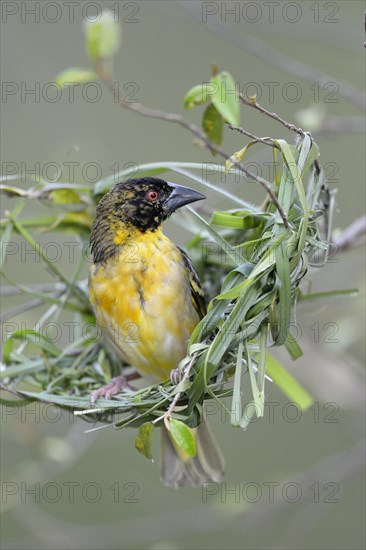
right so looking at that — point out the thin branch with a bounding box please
[228,124,279,147]
[240,93,305,136]
[0,298,48,323]
[95,64,289,228]
[152,352,197,426]
[239,94,322,174]
[0,282,66,296]
[241,39,365,111]
[333,214,366,251]
[177,2,365,110]
[0,383,28,399]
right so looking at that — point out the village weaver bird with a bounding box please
[88,177,225,487]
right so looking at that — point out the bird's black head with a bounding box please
[90,177,205,262]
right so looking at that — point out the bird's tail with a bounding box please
[160,418,225,488]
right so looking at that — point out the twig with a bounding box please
[95,64,289,228]
[177,2,365,110]
[152,352,197,427]
[0,282,66,296]
[242,38,365,111]
[228,125,279,147]
[240,94,304,136]
[0,383,28,399]
[239,94,322,174]
[0,298,49,323]
[333,214,366,251]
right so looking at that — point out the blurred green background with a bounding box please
[1,1,365,549]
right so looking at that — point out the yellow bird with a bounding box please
[89,177,224,487]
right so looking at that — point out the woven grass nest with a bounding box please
[1,132,341,447]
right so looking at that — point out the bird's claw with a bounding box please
[91,375,128,403]
[170,368,181,385]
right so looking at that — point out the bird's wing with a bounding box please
[178,247,206,319]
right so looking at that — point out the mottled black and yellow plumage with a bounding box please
[89,177,224,487]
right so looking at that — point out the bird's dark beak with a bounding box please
[165,183,206,214]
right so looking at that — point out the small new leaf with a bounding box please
[84,10,121,60]
[266,354,314,410]
[183,84,212,109]
[225,143,255,172]
[169,419,196,457]
[135,423,154,461]
[54,68,97,88]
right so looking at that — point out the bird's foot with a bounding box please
[91,373,137,403]
[170,368,181,385]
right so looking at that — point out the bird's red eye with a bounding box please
[147,190,159,201]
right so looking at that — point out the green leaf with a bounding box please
[183,84,212,109]
[197,285,259,388]
[211,211,246,229]
[214,256,273,301]
[169,419,196,457]
[210,71,240,126]
[211,210,263,229]
[2,212,91,235]
[186,206,238,264]
[231,341,243,426]
[240,401,258,430]
[54,68,97,88]
[275,138,309,256]
[0,215,14,271]
[284,331,303,360]
[245,341,263,417]
[202,103,223,146]
[274,241,291,345]
[298,288,358,302]
[6,214,85,296]
[214,230,292,301]
[135,423,154,461]
[0,185,34,198]
[257,323,268,393]
[0,359,44,380]
[49,189,83,205]
[225,142,256,172]
[84,10,121,60]
[0,199,25,272]
[20,391,129,410]
[266,353,314,410]
[3,330,61,364]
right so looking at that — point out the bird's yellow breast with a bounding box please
[89,229,200,381]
